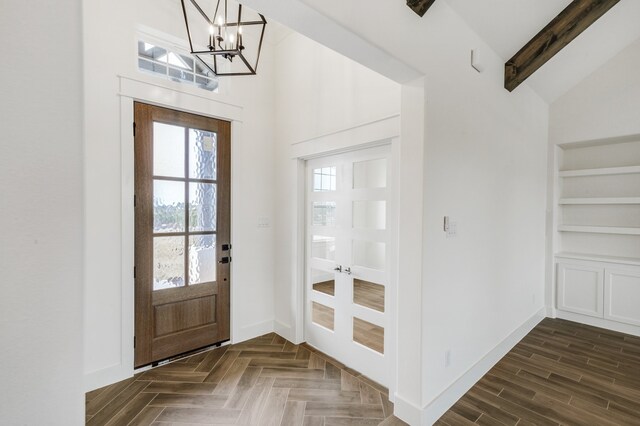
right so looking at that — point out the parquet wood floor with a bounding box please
[85,333,407,425]
[435,318,640,426]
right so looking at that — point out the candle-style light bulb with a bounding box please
[208,24,214,49]
[217,16,223,26]
[209,24,214,35]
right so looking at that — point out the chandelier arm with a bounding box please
[237,52,255,75]
[188,0,212,24]
[213,0,220,26]
[252,16,267,73]
[181,0,195,53]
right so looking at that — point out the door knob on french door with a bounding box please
[334,265,342,272]
[344,267,352,275]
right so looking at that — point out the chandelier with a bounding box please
[180,0,267,76]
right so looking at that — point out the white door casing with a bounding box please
[305,145,394,387]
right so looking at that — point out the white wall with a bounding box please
[272,31,401,341]
[0,0,85,424]
[83,0,277,390]
[418,4,549,413]
[550,38,640,144]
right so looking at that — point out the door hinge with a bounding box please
[133,194,136,207]
[133,266,136,279]
[133,122,136,137]
[134,336,136,348]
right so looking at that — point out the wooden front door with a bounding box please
[134,102,231,367]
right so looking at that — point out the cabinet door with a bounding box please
[557,263,604,318]
[604,268,640,326]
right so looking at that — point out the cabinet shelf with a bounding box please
[559,197,640,205]
[558,225,640,235]
[556,252,640,266]
[558,165,640,177]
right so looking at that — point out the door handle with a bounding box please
[344,267,352,275]
[333,265,342,272]
[219,256,232,264]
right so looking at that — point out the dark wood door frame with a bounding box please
[134,102,231,367]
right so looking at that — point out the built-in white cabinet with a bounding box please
[605,268,640,326]
[556,259,640,328]
[552,136,640,333]
[557,262,603,318]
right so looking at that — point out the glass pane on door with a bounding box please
[154,122,185,178]
[311,268,335,296]
[189,235,216,285]
[312,202,337,227]
[353,240,386,270]
[312,302,335,330]
[153,236,185,290]
[312,235,336,261]
[353,200,386,230]
[189,129,217,179]
[353,158,386,189]
[353,279,384,312]
[353,317,384,354]
[313,167,337,192]
[189,182,217,232]
[153,180,185,233]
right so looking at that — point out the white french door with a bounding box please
[305,145,394,387]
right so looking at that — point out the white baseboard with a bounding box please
[394,394,423,425]
[418,307,546,425]
[555,311,640,337]
[84,363,133,392]
[233,319,275,343]
[274,320,301,343]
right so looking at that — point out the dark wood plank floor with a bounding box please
[436,318,640,426]
[85,333,407,425]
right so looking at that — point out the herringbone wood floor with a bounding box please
[436,318,640,426]
[85,333,407,425]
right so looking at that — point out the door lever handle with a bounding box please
[344,267,352,275]
[333,265,342,272]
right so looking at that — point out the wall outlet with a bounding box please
[445,350,451,367]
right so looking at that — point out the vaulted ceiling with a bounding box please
[443,0,640,102]
[285,0,640,103]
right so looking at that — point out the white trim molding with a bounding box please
[290,114,400,159]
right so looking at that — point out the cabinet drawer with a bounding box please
[557,263,604,318]
[604,268,640,326]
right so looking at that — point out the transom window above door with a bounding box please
[138,40,219,92]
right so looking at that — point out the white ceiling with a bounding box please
[257,0,640,103]
[442,0,640,102]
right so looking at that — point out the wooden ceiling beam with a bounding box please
[407,0,436,17]
[505,0,620,92]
